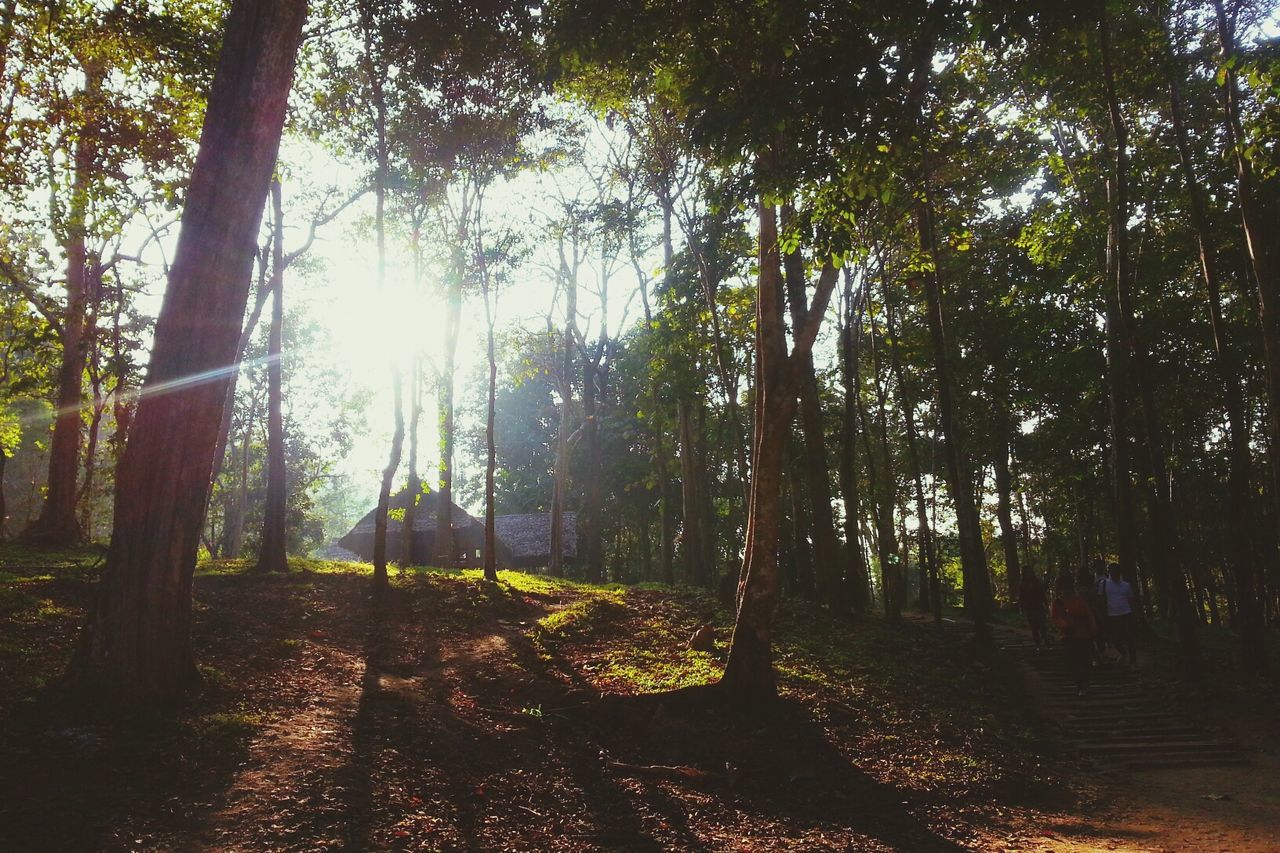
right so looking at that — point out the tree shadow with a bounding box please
[336,583,673,850]
[578,690,970,851]
[0,570,324,851]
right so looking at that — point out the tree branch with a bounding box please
[0,257,63,334]
[789,262,839,364]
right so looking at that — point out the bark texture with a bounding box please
[256,178,288,574]
[66,0,307,708]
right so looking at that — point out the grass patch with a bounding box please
[181,710,263,754]
[593,646,723,694]
[0,543,105,569]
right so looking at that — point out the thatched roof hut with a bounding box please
[336,496,578,571]
[493,512,577,569]
[338,489,507,567]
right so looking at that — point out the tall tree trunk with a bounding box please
[1213,0,1280,521]
[29,73,101,545]
[549,247,576,576]
[781,207,843,608]
[864,276,903,619]
[64,0,307,708]
[78,390,105,539]
[0,447,7,540]
[721,194,838,701]
[882,273,939,619]
[905,9,992,635]
[402,234,425,567]
[838,269,872,612]
[678,396,711,587]
[788,444,816,598]
[255,179,287,574]
[401,357,421,565]
[1169,66,1266,665]
[208,251,271,497]
[364,7,400,590]
[916,194,992,635]
[1200,3,1271,673]
[483,290,499,582]
[721,199,792,700]
[1099,14,1198,672]
[654,192,676,586]
[433,269,462,567]
[582,349,606,582]
[222,400,254,560]
[993,390,1021,601]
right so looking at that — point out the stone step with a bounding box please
[1054,701,1172,717]
[1076,740,1235,755]
[1062,727,1203,740]
[1044,687,1144,697]
[1123,755,1251,771]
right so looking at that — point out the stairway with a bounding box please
[943,618,1251,771]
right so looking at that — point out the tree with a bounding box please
[66,0,308,708]
[6,1,214,546]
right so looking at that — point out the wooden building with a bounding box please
[338,489,507,568]
[338,496,578,571]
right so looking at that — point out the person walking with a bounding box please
[1019,568,1048,652]
[1089,559,1110,664]
[1102,562,1138,666]
[1051,575,1098,696]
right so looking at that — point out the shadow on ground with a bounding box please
[0,565,1044,850]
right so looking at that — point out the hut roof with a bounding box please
[494,512,577,560]
[341,489,480,539]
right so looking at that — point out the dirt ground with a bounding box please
[0,560,1276,851]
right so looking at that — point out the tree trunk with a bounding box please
[1193,6,1271,674]
[882,273,939,619]
[365,9,400,590]
[780,210,843,608]
[916,195,992,635]
[208,249,271,496]
[906,16,992,635]
[64,0,307,709]
[721,200,792,700]
[721,194,838,701]
[678,396,712,587]
[226,400,255,559]
[0,447,9,540]
[837,269,872,612]
[865,277,903,620]
[787,444,816,598]
[402,357,421,565]
[433,271,462,567]
[27,66,105,547]
[993,392,1021,601]
[549,252,576,576]
[402,233,425,567]
[255,179,288,574]
[483,294,499,582]
[582,348,606,582]
[1099,14,1198,673]
[78,393,104,539]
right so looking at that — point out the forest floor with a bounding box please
[0,547,1275,851]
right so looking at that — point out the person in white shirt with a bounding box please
[1102,562,1137,665]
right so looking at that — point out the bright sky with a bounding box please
[260,133,659,517]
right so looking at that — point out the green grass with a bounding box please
[180,710,264,754]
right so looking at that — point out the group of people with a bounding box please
[1018,561,1139,696]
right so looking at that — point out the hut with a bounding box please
[493,512,578,570]
[338,489,508,567]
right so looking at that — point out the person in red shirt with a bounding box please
[1051,575,1098,696]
